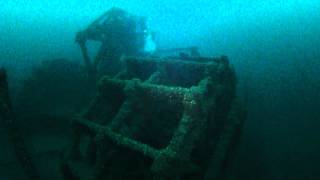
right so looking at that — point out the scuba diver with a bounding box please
[75,7,155,79]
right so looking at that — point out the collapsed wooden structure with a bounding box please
[64,56,246,180]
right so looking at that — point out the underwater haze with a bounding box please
[1,0,320,179]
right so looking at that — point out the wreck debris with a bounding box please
[63,55,246,180]
[0,68,39,180]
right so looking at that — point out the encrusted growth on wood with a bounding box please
[65,56,245,180]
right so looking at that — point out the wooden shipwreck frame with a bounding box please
[64,55,246,180]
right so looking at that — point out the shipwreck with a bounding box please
[63,7,246,180]
[0,7,246,180]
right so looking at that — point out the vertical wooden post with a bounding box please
[0,68,39,180]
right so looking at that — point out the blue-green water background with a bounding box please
[1,0,320,179]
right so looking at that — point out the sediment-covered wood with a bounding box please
[73,117,161,158]
[66,55,244,180]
